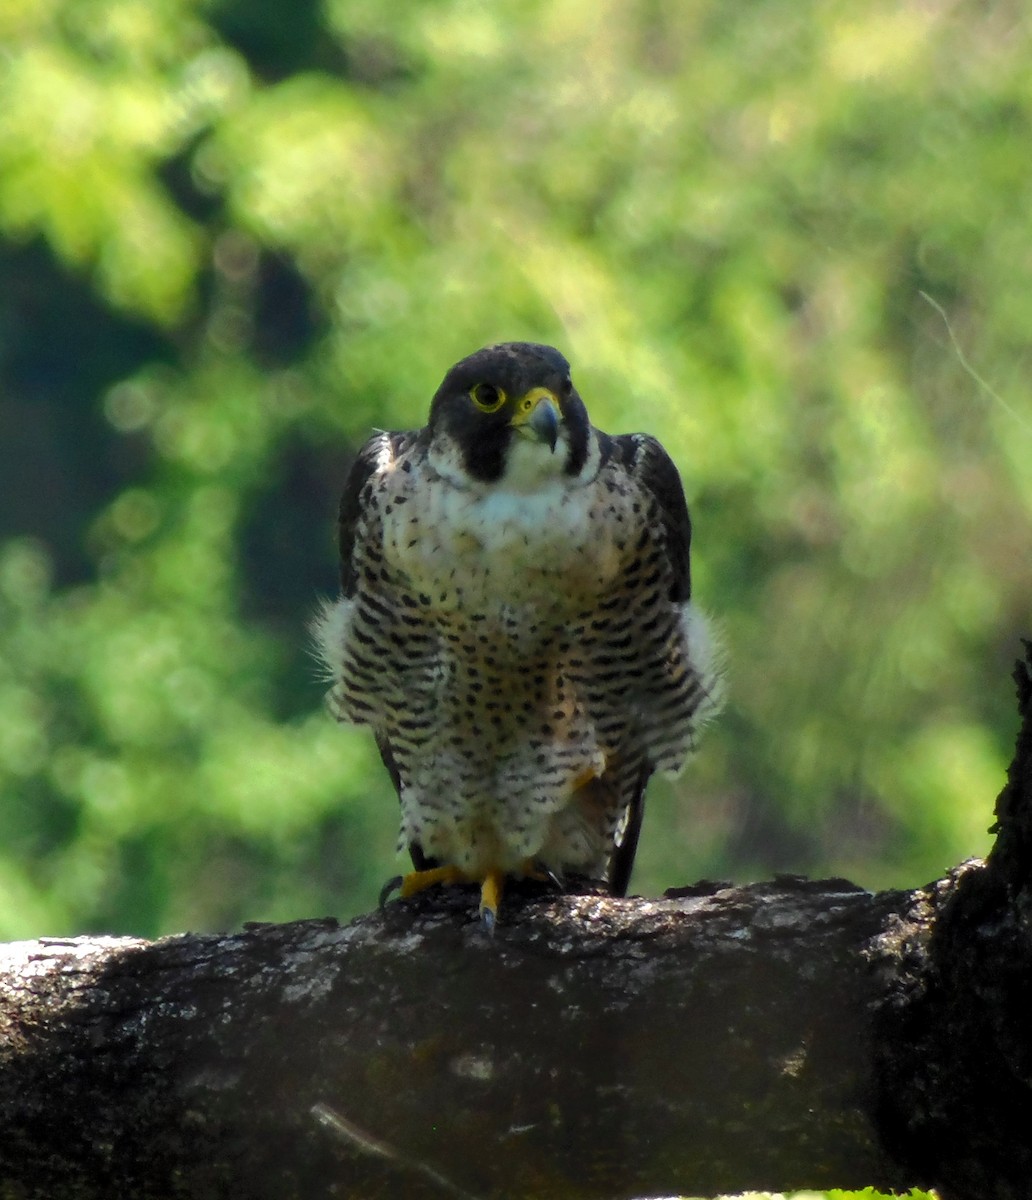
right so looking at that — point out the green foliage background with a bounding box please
[3,2,1029,1195]
[2,0,1030,934]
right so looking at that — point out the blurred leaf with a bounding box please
[0,0,1029,963]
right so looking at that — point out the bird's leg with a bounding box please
[477,860,563,930]
[478,868,505,932]
[381,860,556,929]
[380,864,505,929]
[378,864,464,909]
[570,763,600,792]
[399,864,465,897]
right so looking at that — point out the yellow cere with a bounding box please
[512,387,558,425]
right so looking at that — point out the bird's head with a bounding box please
[425,342,594,488]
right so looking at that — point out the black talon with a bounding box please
[541,866,564,891]
[378,875,404,909]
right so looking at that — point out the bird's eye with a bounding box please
[560,376,573,397]
[470,382,506,413]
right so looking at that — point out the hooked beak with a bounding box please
[511,388,561,452]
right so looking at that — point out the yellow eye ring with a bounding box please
[470,382,506,413]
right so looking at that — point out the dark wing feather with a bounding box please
[336,430,430,869]
[606,759,652,897]
[375,730,436,870]
[617,433,693,601]
[598,432,696,894]
[337,430,418,596]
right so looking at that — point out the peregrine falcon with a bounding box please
[316,343,722,925]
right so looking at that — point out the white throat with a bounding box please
[427,426,600,496]
[500,434,568,494]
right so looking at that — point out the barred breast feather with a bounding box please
[315,420,722,891]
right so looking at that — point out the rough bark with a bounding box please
[0,642,1028,1200]
[874,642,1032,1200]
[0,879,913,1200]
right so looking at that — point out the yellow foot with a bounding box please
[380,860,554,930]
[477,861,561,930]
[386,866,505,933]
[379,865,464,909]
[479,869,505,933]
[399,864,465,898]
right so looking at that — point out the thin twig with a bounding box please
[919,289,1032,436]
[311,1102,486,1200]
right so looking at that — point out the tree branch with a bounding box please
[0,642,1029,1200]
[874,639,1032,1200]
